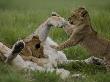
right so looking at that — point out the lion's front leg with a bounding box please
[50,39,77,51]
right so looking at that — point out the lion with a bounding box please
[51,7,110,67]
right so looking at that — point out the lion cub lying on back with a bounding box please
[22,35,45,59]
[20,35,49,66]
[52,7,110,67]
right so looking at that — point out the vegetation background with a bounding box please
[0,0,110,82]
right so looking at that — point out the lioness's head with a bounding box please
[68,7,90,25]
[47,12,67,28]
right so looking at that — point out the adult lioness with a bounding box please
[51,7,110,67]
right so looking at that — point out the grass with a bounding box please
[0,63,27,82]
[0,0,110,82]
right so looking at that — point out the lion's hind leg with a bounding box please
[0,42,11,62]
[5,40,25,63]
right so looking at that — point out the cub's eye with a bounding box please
[70,21,73,24]
[72,15,75,17]
[72,15,77,18]
[35,43,40,49]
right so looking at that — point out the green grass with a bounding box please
[0,63,28,82]
[0,0,110,82]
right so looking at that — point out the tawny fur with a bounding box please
[52,8,110,66]
[22,36,44,58]
[20,35,49,66]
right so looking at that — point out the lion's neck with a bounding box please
[34,21,51,42]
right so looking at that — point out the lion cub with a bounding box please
[52,7,110,67]
[21,35,48,66]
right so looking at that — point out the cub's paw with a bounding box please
[5,40,25,63]
[50,45,57,49]
[50,45,60,51]
[31,57,39,63]
[12,40,25,54]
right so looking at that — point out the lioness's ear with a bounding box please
[51,12,60,16]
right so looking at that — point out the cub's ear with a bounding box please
[79,8,88,17]
[32,35,39,39]
[32,36,41,43]
[80,10,88,17]
[51,12,60,16]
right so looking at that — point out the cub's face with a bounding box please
[26,36,41,49]
[23,36,45,58]
[68,7,89,25]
